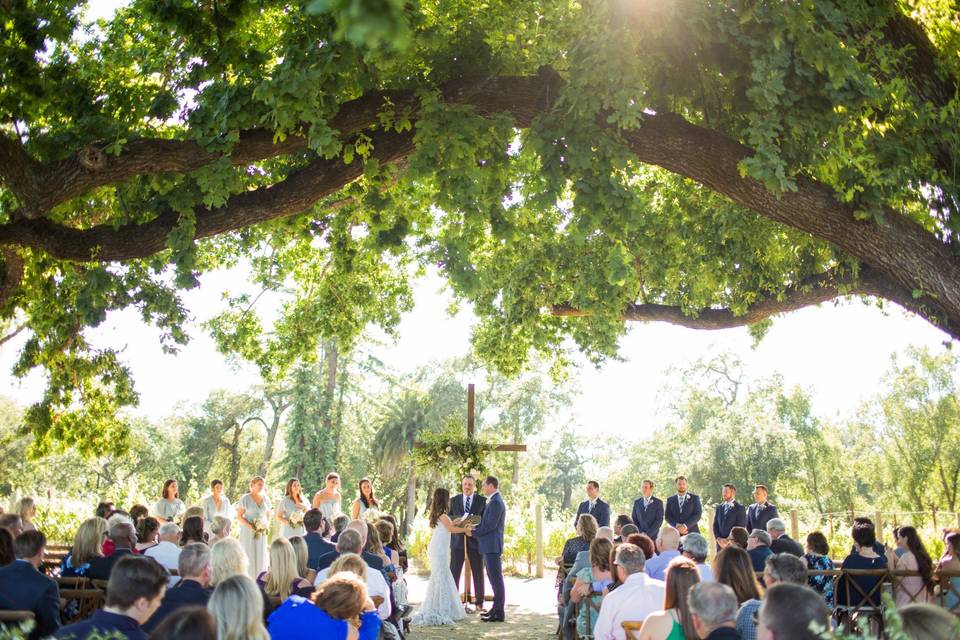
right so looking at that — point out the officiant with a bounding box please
[449,475,486,611]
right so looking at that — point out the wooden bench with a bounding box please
[0,611,35,623]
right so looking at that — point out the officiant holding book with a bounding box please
[450,475,486,611]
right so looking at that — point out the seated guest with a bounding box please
[897,602,960,640]
[0,530,60,639]
[96,501,116,520]
[209,516,232,545]
[619,524,640,540]
[613,514,632,542]
[849,517,890,559]
[129,505,149,527]
[894,525,933,605]
[592,543,665,640]
[89,519,139,580]
[803,532,835,607]
[56,555,168,640]
[757,583,830,640]
[561,526,614,623]
[136,517,160,552]
[746,485,778,534]
[0,514,23,538]
[766,519,803,557]
[181,516,207,546]
[570,538,614,639]
[62,517,108,577]
[836,520,887,608]
[363,526,394,579]
[0,528,13,566]
[645,526,682,581]
[747,529,774,573]
[102,513,138,557]
[725,526,749,550]
[935,531,960,610]
[210,538,248,586]
[637,558,700,640]
[373,520,401,569]
[303,509,336,570]
[626,533,656,560]
[16,497,37,532]
[687,581,739,640]
[315,553,390,621]
[257,538,313,611]
[147,605,216,640]
[378,514,407,572]
[142,543,213,633]
[316,522,384,573]
[289,536,312,582]
[268,571,381,640]
[711,547,762,640]
[632,480,665,540]
[681,533,714,582]
[763,553,807,588]
[559,513,598,566]
[207,574,269,640]
[331,514,350,542]
[144,523,182,587]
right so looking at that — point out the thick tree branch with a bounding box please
[0,248,24,310]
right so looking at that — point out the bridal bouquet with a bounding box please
[289,510,305,527]
[252,518,269,538]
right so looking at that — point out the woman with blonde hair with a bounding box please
[208,574,270,640]
[288,536,314,582]
[15,497,37,532]
[257,537,312,607]
[61,517,108,577]
[322,552,392,621]
[209,515,232,545]
[278,478,310,539]
[211,538,249,586]
[638,558,701,640]
[268,571,381,640]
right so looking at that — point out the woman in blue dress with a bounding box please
[268,571,381,640]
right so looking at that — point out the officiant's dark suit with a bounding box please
[450,491,486,607]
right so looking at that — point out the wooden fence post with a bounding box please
[535,502,544,578]
[875,511,883,541]
[828,515,834,538]
[790,509,800,542]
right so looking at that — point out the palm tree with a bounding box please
[374,391,428,536]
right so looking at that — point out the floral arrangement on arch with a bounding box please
[412,419,495,481]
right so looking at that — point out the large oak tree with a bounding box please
[1,0,958,452]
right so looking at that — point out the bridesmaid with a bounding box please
[154,479,186,525]
[236,476,272,578]
[350,478,380,519]
[201,479,235,532]
[311,472,342,529]
[277,478,309,539]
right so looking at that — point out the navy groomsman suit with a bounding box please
[449,491,486,607]
[473,489,506,621]
[746,501,780,533]
[631,496,664,539]
[575,497,610,528]
[665,492,702,534]
[712,500,748,546]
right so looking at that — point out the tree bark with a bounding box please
[403,458,418,538]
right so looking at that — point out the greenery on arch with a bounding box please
[411,418,495,482]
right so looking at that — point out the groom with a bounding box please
[468,475,506,623]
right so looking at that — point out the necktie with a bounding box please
[466,495,471,512]
[678,495,685,511]
[589,501,595,513]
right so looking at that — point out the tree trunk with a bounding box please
[403,458,418,538]
[562,483,572,511]
[226,423,242,499]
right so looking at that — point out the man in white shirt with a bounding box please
[144,523,181,587]
[592,543,665,640]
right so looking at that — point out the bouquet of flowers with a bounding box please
[362,508,385,524]
[252,518,269,538]
[289,510,305,527]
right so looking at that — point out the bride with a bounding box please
[411,487,475,626]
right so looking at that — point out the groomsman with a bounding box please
[712,483,747,549]
[631,479,664,539]
[746,484,779,533]
[575,481,610,528]
[664,476,702,534]
[449,475,486,611]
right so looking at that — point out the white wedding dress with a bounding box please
[411,522,466,626]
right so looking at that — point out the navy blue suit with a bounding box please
[665,493,702,534]
[473,491,506,617]
[141,579,212,633]
[315,549,384,573]
[575,498,610,528]
[712,501,748,547]
[87,547,134,581]
[56,609,146,640]
[449,493,486,606]
[631,497,664,539]
[0,560,61,639]
[746,502,779,533]
[748,546,773,572]
[304,531,337,570]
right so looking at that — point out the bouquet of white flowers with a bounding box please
[289,510,305,527]
[362,508,385,524]
[253,518,269,538]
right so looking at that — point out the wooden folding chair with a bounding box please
[935,569,960,613]
[833,569,889,635]
[59,588,104,623]
[0,611,35,624]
